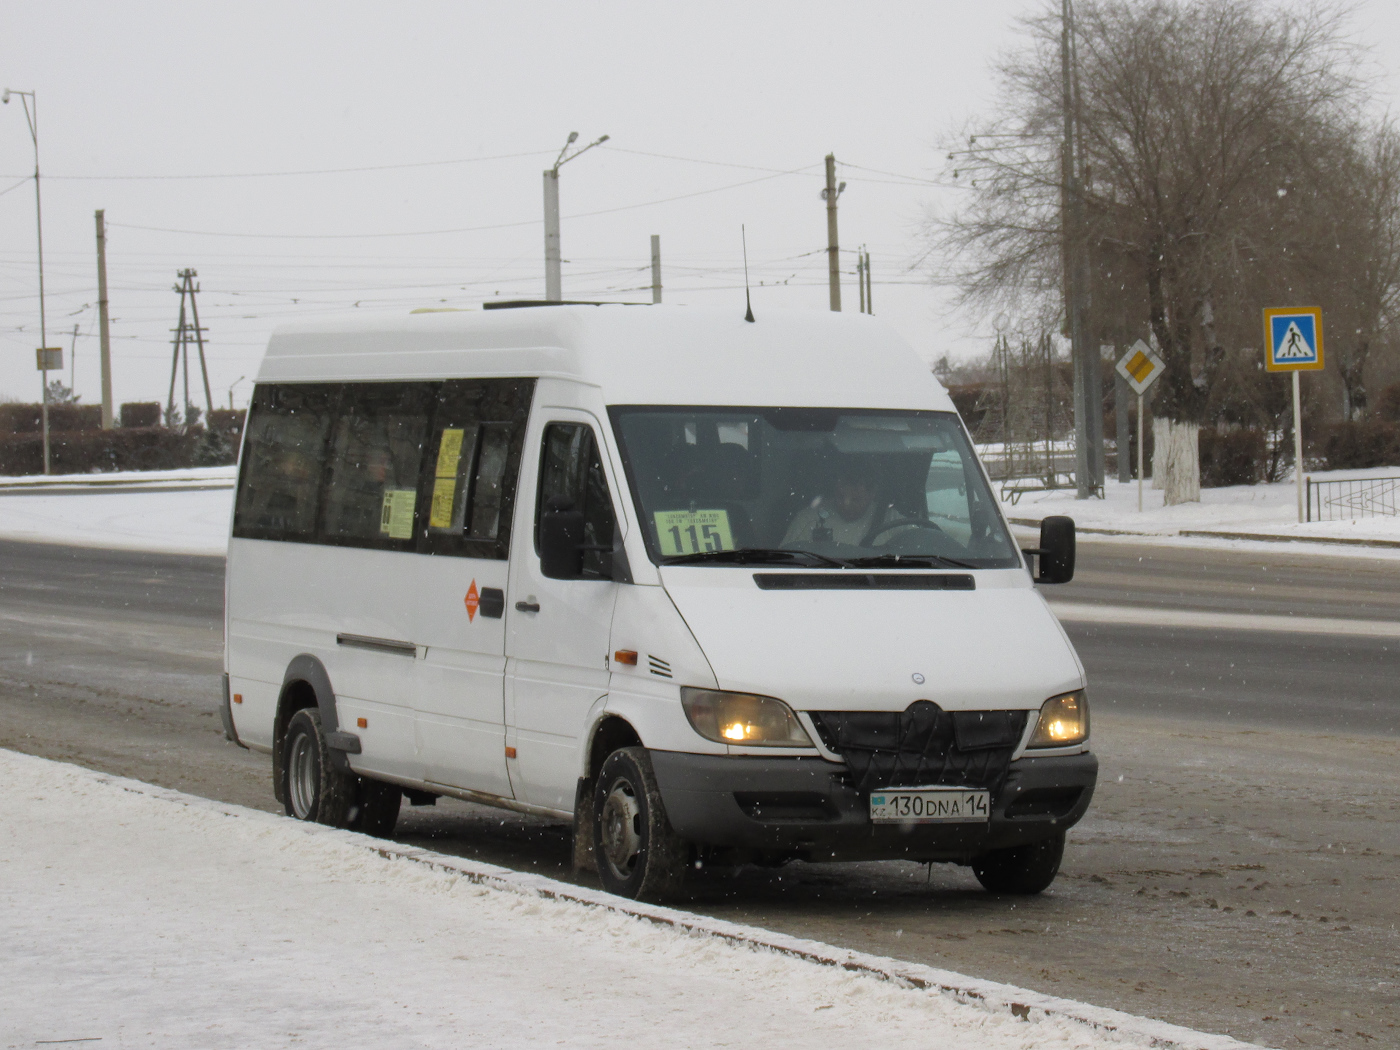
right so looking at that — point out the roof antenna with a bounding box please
[742,225,755,323]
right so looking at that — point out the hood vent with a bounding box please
[754,573,975,591]
[648,655,673,678]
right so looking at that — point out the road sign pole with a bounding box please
[1137,392,1144,513]
[1292,369,1304,524]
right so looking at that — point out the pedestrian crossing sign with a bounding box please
[1264,307,1323,372]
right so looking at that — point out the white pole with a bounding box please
[543,170,561,301]
[1293,369,1304,523]
[1137,392,1144,512]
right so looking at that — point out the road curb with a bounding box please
[1009,516,1400,550]
[36,753,1269,1050]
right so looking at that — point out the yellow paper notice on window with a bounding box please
[379,488,417,539]
[428,477,457,529]
[435,428,465,478]
[653,509,735,556]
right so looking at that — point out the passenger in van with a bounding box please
[782,456,908,548]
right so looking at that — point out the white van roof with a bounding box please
[259,305,956,412]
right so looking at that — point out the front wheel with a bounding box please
[972,833,1065,895]
[592,747,689,902]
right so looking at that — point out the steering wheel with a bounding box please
[867,519,944,545]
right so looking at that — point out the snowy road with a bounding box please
[1,538,1398,1048]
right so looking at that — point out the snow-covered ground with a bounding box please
[0,466,233,556]
[1000,466,1400,547]
[0,749,1255,1050]
[3,463,1400,558]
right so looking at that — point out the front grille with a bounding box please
[809,701,1026,795]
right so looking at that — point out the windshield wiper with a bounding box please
[661,548,852,568]
[843,553,977,570]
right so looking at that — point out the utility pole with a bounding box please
[542,131,609,301]
[167,269,213,427]
[1062,0,1102,498]
[650,235,662,304]
[857,252,866,314]
[4,87,51,473]
[856,249,868,315]
[821,154,846,311]
[95,210,114,429]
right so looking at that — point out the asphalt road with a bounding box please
[1,537,1397,1049]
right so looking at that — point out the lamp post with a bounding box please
[543,131,609,301]
[3,87,51,474]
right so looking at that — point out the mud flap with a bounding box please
[572,776,597,874]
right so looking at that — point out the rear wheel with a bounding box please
[972,833,1065,895]
[354,778,401,838]
[283,708,357,827]
[592,746,688,902]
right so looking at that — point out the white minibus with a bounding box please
[222,304,1095,901]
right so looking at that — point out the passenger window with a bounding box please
[319,383,434,550]
[420,378,534,560]
[536,423,615,579]
[233,384,336,542]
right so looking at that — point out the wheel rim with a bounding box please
[288,730,318,820]
[599,776,642,878]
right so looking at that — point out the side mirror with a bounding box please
[1025,515,1075,584]
[539,499,585,579]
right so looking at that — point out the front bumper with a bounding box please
[649,748,1097,862]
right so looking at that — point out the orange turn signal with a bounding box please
[356,717,368,729]
[232,693,242,705]
[505,746,517,759]
[614,650,638,666]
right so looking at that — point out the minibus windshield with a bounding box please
[610,407,1021,569]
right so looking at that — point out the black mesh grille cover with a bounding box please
[809,702,1027,795]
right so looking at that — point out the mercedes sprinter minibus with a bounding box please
[222,304,1095,901]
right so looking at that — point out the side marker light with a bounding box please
[505,746,518,759]
[232,693,242,705]
[356,717,368,729]
[614,650,638,665]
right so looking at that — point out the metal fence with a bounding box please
[1306,475,1400,522]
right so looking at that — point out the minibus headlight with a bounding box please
[1029,690,1089,747]
[680,688,814,747]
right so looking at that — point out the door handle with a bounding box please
[515,601,541,613]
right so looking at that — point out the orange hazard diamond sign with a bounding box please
[464,580,479,622]
[1115,340,1165,396]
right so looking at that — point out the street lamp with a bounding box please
[228,375,247,410]
[543,130,609,301]
[3,87,52,474]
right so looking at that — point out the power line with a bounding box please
[0,149,556,182]
[106,167,818,240]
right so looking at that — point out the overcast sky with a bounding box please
[4,0,1399,413]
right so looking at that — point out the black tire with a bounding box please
[972,833,1065,895]
[281,708,356,828]
[592,746,688,902]
[353,778,402,838]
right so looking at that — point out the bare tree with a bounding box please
[932,0,1367,502]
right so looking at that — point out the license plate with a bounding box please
[869,787,990,823]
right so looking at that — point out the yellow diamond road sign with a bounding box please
[1115,339,1164,395]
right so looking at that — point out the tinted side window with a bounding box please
[317,383,435,551]
[421,378,534,560]
[536,423,615,579]
[233,384,336,541]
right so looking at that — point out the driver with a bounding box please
[782,457,905,547]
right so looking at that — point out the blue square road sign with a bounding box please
[1263,307,1323,372]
